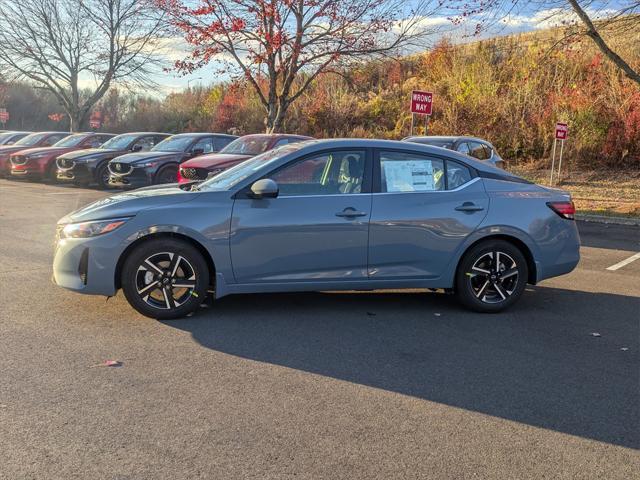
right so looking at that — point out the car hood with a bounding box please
[58,184,198,224]
[0,145,36,155]
[114,151,178,164]
[60,148,122,160]
[182,153,253,169]
[17,146,75,156]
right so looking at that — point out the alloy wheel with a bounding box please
[467,251,519,304]
[135,252,197,310]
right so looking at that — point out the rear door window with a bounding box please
[446,160,473,189]
[468,142,490,160]
[379,151,444,192]
[456,142,471,155]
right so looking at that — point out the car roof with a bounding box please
[114,132,171,136]
[405,135,493,145]
[292,138,507,175]
[168,132,238,138]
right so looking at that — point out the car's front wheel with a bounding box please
[121,238,209,319]
[455,239,528,313]
[155,165,178,185]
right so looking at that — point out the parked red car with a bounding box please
[10,132,114,181]
[178,133,313,183]
[0,131,70,177]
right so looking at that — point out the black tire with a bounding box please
[121,238,209,319]
[455,239,528,313]
[155,164,178,185]
[94,162,110,189]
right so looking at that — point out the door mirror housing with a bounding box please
[250,179,279,199]
[132,144,143,152]
[191,148,204,156]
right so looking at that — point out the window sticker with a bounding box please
[383,160,435,192]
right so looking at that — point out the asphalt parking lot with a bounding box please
[0,178,638,479]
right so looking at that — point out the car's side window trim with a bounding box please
[233,147,374,199]
[372,148,478,193]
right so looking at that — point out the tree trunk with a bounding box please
[567,0,640,87]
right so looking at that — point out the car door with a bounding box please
[368,149,489,280]
[229,149,372,283]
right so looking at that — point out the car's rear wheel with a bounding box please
[155,165,178,184]
[121,238,209,319]
[455,239,528,313]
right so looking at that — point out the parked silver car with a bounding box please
[403,136,505,168]
[53,139,579,319]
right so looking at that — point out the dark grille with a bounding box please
[109,162,133,175]
[180,167,209,181]
[57,157,74,170]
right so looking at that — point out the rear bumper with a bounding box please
[536,221,581,282]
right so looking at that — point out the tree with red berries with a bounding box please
[156,0,439,132]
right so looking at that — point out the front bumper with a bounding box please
[109,167,153,189]
[57,163,93,183]
[53,232,124,296]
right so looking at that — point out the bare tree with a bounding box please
[155,0,442,133]
[0,0,166,131]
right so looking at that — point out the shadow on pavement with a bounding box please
[163,286,640,449]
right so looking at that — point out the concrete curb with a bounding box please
[576,214,640,226]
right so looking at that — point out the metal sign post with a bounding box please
[550,122,568,186]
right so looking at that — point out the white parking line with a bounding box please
[606,252,640,271]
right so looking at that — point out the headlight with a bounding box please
[138,161,158,168]
[60,217,131,238]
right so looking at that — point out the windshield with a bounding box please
[54,134,89,147]
[15,132,49,146]
[0,132,15,143]
[197,142,307,192]
[100,134,138,150]
[152,135,193,152]
[220,136,272,156]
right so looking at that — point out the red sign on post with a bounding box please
[555,122,568,140]
[89,119,101,129]
[0,108,9,124]
[410,90,433,115]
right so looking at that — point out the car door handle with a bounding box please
[455,202,484,212]
[336,208,368,218]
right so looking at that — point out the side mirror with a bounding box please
[250,178,279,199]
[132,145,143,152]
[192,148,204,156]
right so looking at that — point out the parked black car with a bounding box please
[0,131,31,146]
[402,136,505,169]
[107,133,238,188]
[56,132,170,188]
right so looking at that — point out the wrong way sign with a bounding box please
[410,91,433,116]
[0,108,9,124]
[555,122,568,140]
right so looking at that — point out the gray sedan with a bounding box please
[53,139,580,319]
[403,136,505,169]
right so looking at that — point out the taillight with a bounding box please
[547,201,576,220]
